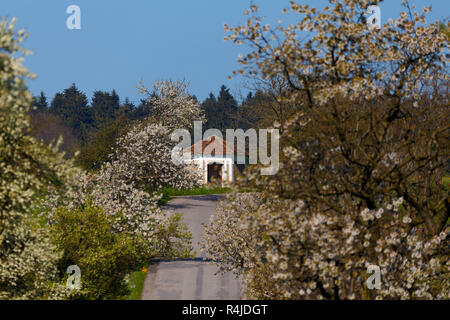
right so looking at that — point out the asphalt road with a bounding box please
[141,195,243,300]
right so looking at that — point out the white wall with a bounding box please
[187,156,234,185]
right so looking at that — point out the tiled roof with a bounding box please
[183,135,248,156]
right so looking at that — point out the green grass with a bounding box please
[157,186,231,206]
[126,269,147,300]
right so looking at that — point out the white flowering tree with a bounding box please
[0,18,71,299]
[108,121,201,192]
[43,81,202,263]
[203,0,449,299]
[44,164,194,260]
[43,84,203,260]
[137,79,205,131]
[204,193,449,299]
[104,79,205,192]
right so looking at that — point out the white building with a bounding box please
[183,135,246,185]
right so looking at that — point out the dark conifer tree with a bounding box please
[91,89,121,127]
[31,91,48,113]
[49,83,93,144]
[201,85,238,132]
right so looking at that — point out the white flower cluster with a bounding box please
[226,0,447,107]
[111,122,201,192]
[203,193,449,300]
[137,79,205,131]
[0,18,70,299]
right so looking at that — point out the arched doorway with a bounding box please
[207,162,223,183]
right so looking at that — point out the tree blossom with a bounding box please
[203,0,449,300]
[0,18,71,299]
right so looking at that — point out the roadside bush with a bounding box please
[50,203,148,300]
[44,165,194,261]
[153,212,194,259]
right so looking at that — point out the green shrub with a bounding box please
[50,203,148,300]
[152,212,195,259]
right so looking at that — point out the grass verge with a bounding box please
[126,268,148,300]
[158,186,231,206]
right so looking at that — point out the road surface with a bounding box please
[141,195,243,300]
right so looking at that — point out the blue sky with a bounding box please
[1,0,448,105]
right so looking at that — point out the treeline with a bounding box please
[30,83,278,171]
[30,85,132,170]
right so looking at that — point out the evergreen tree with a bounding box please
[49,84,93,144]
[216,85,238,130]
[237,89,280,129]
[76,98,135,170]
[200,92,217,128]
[201,85,238,132]
[31,91,48,113]
[130,98,154,121]
[91,89,120,127]
[122,97,135,113]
